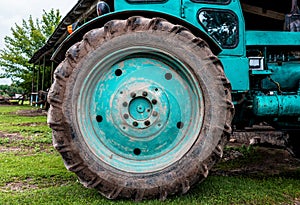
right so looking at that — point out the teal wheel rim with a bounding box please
[76,47,204,173]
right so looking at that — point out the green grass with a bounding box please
[9,100,30,105]
[0,105,299,204]
[0,105,51,152]
[0,106,49,135]
[1,175,299,205]
[0,152,74,185]
[0,105,36,114]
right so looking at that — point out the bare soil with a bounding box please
[2,178,38,192]
[15,108,47,117]
[1,127,299,177]
[0,131,52,154]
[0,132,23,153]
[212,143,300,177]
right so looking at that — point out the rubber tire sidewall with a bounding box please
[49,18,232,199]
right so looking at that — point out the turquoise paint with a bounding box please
[54,0,300,95]
[220,56,249,91]
[113,0,249,91]
[262,62,300,91]
[76,46,204,173]
[246,31,300,46]
[182,0,245,57]
[129,97,152,121]
[63,0,300,127]
[250,70,272,75]
[115,0,181,17]
[52,0,253,92]
[253,94,300,117]
[116,0,246,56]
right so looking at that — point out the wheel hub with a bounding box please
[113,85,169,133]
[129,97,152,122]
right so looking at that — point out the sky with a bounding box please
[0,0,78,85]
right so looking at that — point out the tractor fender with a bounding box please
[51,10,222,63]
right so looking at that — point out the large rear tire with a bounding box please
[47,16,234,200]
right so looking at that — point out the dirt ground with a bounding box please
[0,108,48,153]
[212,142,300,177]
[1,131,299,177]
[15,108,47,116]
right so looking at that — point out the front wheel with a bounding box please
[47,16,234,200]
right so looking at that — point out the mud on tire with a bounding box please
[47,16,234,200]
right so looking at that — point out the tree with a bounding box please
[0,85,24,97]
[0,9,61,93]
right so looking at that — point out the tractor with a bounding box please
[30,0,300,200]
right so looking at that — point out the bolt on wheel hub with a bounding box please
[114,86,168,132]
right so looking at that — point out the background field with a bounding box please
[0,105,299,204]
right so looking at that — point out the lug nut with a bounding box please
[144,120,150,126]
[131,92,136,98]
[142,91,148,97]
[133,121,138,127]
[165,73,172,80]
[152,99,157,105]
[124,114,129,119]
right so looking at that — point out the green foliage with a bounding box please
[0,9,61,92]
[0,84,25,97]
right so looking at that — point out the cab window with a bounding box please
[198,9,238,48]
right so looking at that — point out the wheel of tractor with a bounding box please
[47,16,234,200]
